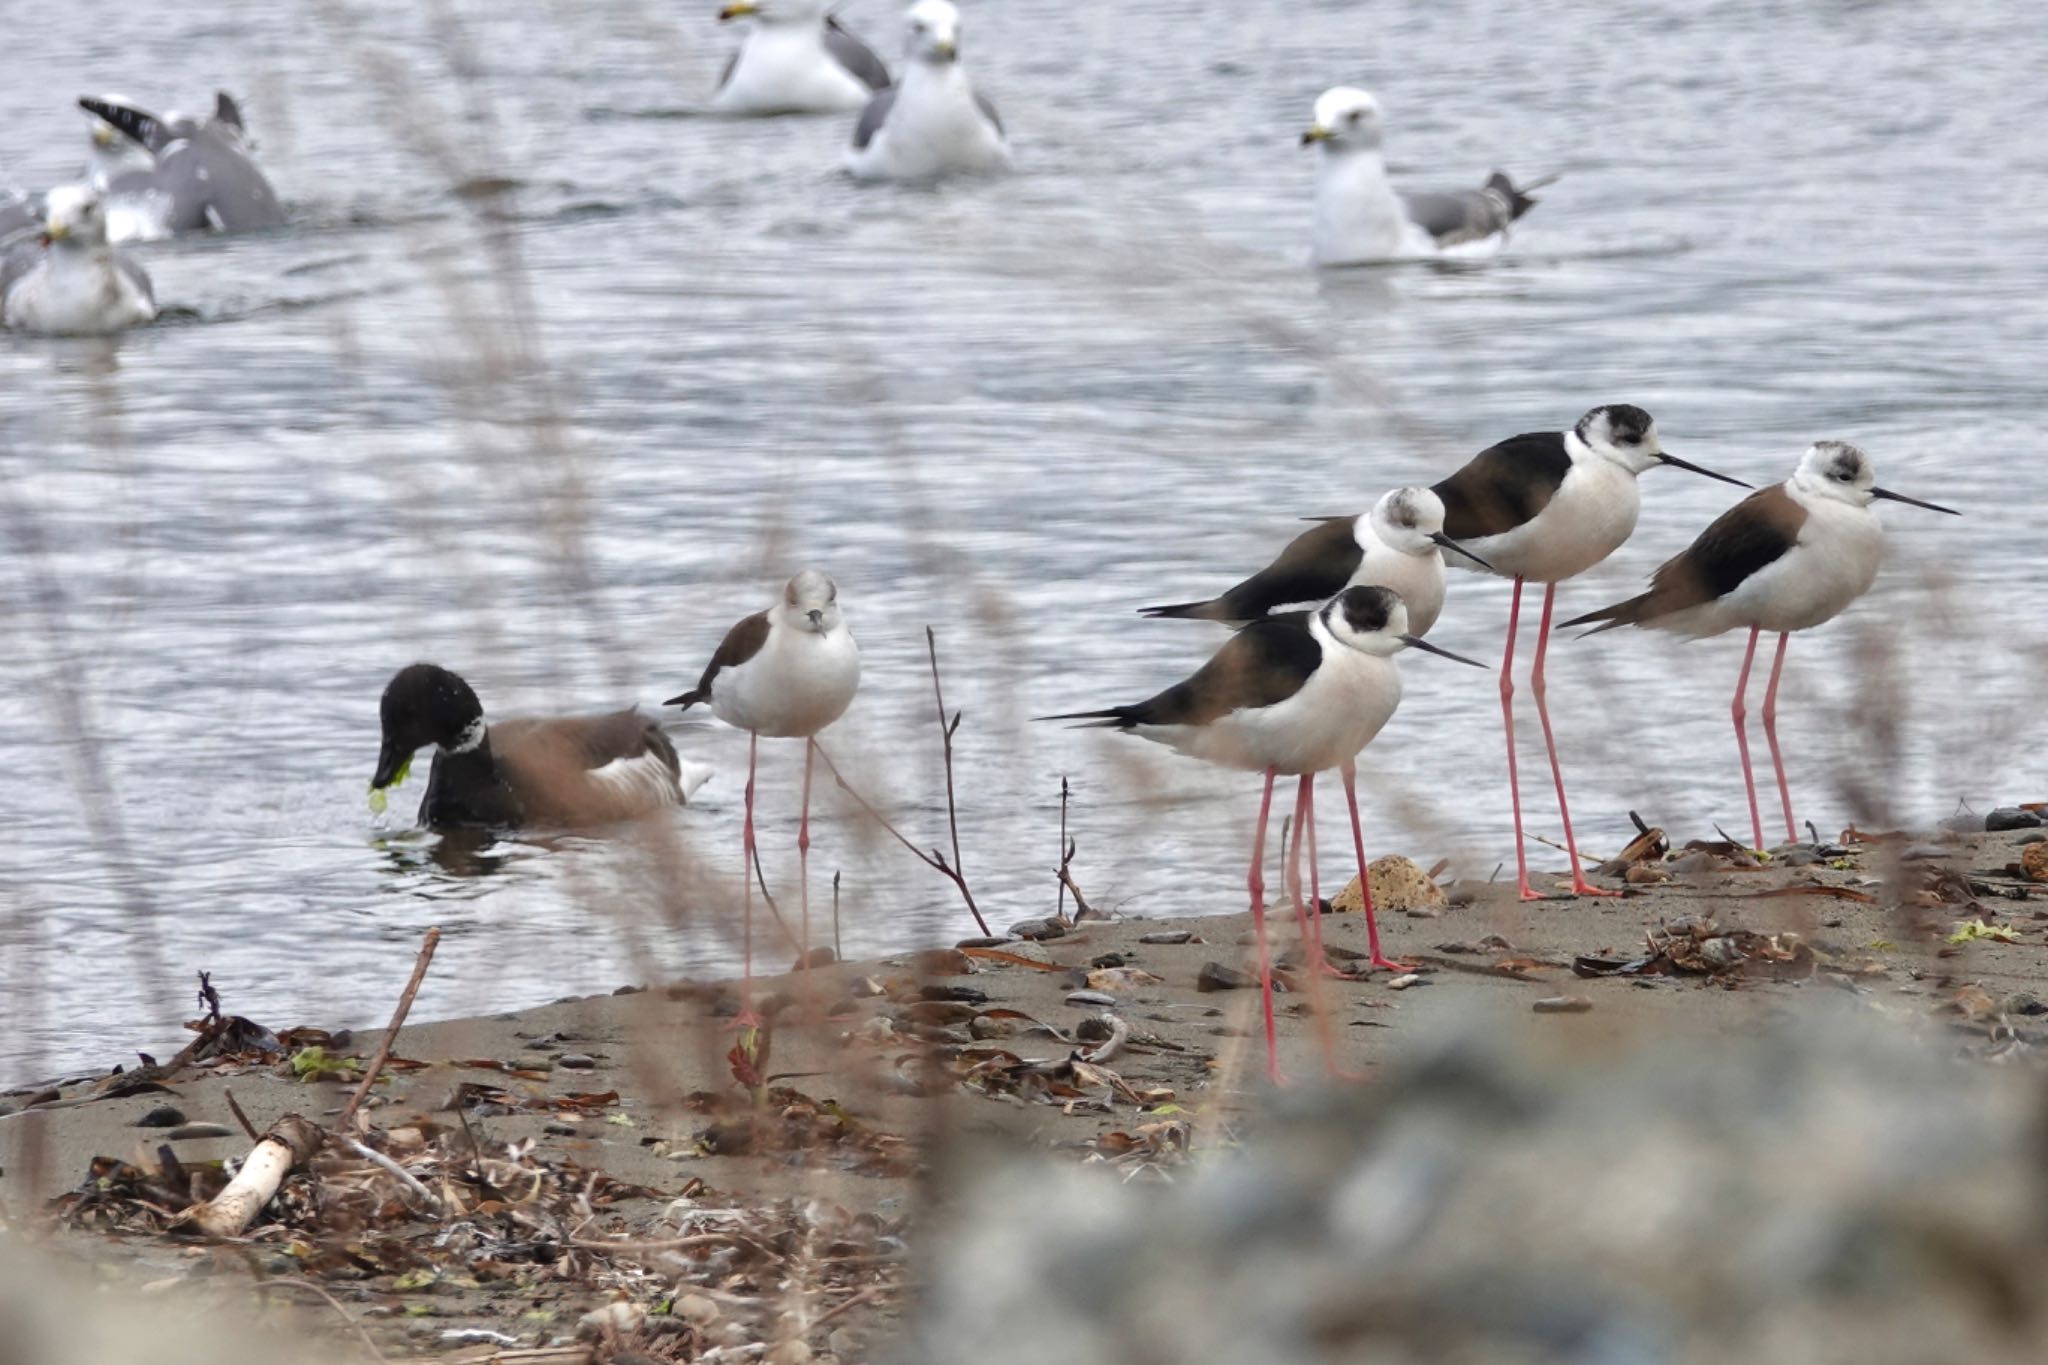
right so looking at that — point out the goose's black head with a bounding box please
[374,663,485,791]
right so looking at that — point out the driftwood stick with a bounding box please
[337,927,441,1130]
[222,1086,261,1142]
[191,1113,323,1237]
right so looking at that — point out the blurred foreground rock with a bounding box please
[0,1236,346,1365]
[902,1007,2048,1364]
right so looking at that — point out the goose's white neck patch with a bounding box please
[445,718,487,755]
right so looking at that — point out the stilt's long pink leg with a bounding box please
[731,731,762,1029]
[1530,582,1619,898]
[1284,775,1343,1077]
[1341,761,1405,972]
[1760,632,1797,845]
[1248,768,1283,1085]
[1731,625,1764,851]
[798,737,815,987]
[1500,578,1541,900]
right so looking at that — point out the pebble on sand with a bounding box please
[1330,856,1447,915]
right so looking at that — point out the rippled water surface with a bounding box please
[4,0,2045,1079]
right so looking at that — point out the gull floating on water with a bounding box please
[1303,86,1551,267]
[0,185,156,335]
[712,0,890,114]
[77,92,285,239]
[847,0,1008,182]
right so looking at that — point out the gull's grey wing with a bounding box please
[1400,189,1510,247]
[973,90,1003,138]
[823,16,891,91]
[114,249,155,309]
[155,131,286,232]
[851,87,897,150]
[213,90,247,133]
[79,96,176,152]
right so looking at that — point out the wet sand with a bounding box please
[3,824,2044,1357]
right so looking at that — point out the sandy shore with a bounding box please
[3,822,2044,1358]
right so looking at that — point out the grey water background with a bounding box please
[2,0,2043,1082]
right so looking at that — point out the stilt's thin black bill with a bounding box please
[1400,635,1488,668]
[1431,531,1495,571]
[1657,452,1752,489]
[1871,486,1960,515]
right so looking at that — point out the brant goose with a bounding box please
[370,664,709,829]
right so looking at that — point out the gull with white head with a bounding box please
[1304,86,1551,267]
[0,185,156,335]
[1563,442,1959,850]
[846,0,1008,181]
[77,93,285,238]
[712,0,891,115]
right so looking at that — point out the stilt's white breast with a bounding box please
[1138,640,1404,776]
[1352,531,1448,636]
[1458,459,1641,584]
[711,619,861,738]
[1725,497,1883,635]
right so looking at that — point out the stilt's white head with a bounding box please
[1367,487,1451,557]
[1322,586,1491,667]
[1574,404,1668,473]
[1302,87,1385,153]
[42,185,112,248]
[1790,440,1960,516]
[903,0,962,63]
[781,569,845,635]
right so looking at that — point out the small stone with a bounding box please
[613,983,647,996]
[1065,990,1118,1008]
[1434,941,1484,955]
[969,1015,1020,1039]
[1008,918,1068,941]
[2024,843,2048,884]
[905,1000,978,1027]
[164,1123,236,1141]
[767,1340,813,1365]
[544,1120,577,1136]
[1196,962,1253,992]
[1074,1017,1114,1043]
[1385,973,1424,991]
[955,936,1011,949]
[1330,856,1446,915]
[578,1301,646,1339]
[134,1104,186,1128]
[1988,808,2045,832]
[1626,862,1674,883]
[791,946,837,970]
[1088,953,1126,969]
[919,984,989,1003]
[1902,843,1949,862]
[916,949,976,975]
[676,1293,720,1327]
[1777,849,1823,867]
[828,1328,863,1359]
[1532,996,1594,1014]
[556,1053,598,1070]
[1138,930,1194,945]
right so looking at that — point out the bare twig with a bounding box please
[222,1087,261,1142]
[812,661,993,939]
[809,1285,884,1333]
[1057,777,1070,921]
[346,1137,441,1213]
[748,837,804,956]
[832,870,842,960]
[1058,840,1097,921]
[337,927,440,1130]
